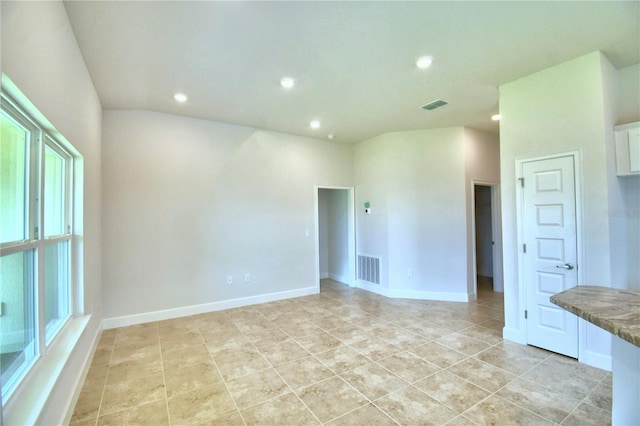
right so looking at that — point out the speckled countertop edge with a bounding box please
[550,285,640,348]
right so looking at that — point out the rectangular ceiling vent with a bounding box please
[421,99,448,111]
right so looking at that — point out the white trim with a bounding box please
[356,279,471,302]
[319,272,330,279]
[102,287,318,329]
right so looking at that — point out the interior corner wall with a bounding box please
[463,127,500,295]
[318,189,330,279]
[326,189,350,284]
[353,128,469,300]
[101,110,353,320]
[1,1,103,424]
[499,52,614,363]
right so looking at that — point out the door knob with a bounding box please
[556,263,574,270]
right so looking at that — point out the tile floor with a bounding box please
[70,279,612,425]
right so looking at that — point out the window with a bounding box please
[0,92,74,402]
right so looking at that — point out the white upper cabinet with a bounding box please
[615,122,640,177]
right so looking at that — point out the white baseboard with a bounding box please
[502,326,527,344]
[319,272,330,279]
[355,280,471,302]
[581,350,612,372]
[103,286,319,329]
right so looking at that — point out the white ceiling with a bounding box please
[64,1,639,143]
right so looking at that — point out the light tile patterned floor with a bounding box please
[71,279,612,425]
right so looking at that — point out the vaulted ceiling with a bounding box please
[64,1,639,143]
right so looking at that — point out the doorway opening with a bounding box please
[472,182,503,301]
[315,187,356,291]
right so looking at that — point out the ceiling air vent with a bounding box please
[421,99,448,111]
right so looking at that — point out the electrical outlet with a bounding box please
[245,273,251,283]
[226,276,233,285]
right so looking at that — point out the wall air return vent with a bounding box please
[421,99,448,111]
[358,254,381,285]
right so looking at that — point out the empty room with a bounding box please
[1,1,639,425]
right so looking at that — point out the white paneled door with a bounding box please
[522,155,578,358]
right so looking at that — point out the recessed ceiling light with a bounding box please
[416,56,433,69]
[174,93,188,103]
[280,77,295,89]
[327,134,335,140]
[310,120,321,129]
[491,114,501,121]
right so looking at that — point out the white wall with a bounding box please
[102,110,353,321]
[354,128,469,299]
[499,52,617,369]
[464,128,501,294]
[1,1,103,424]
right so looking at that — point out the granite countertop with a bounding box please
[550,285,640,347]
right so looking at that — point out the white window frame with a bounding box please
[0,90,76,405]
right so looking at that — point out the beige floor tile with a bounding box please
[226,368,289,409]
[253,338,310,366]
[340,362,407,400]
[457,324,503,345]
[349,336,402,362]
[211,344,270,381]
[295,330,343,354]
[496,377,587,423]
[435,332,491,356]
[584,382,612,412]
[241,392,320,425]
[409,342,468,368]
[275,355,335,390]
[415,370,490,413]
[160,330,205,353]
[522,355,604,395]
[444,414,481,425]
[463,395,554,425]
[327,324,369,345]
[297,376,368,423]
[561,402,612,426]
[314,345,372,374]
[376,351,440,383]
[100,372,165,416]
[96,399,168,426]
[374,385,457,426]
[474,341,548,375]
[368,325,429,350]
[106,353,162,384]
[167,383,236,425]
[161,343,212,371]
[70,383,104,423]
[447,358,515,393]
[327,403,397,425]
[110,342,161,365]
[193,409,245,425]
[164,361,223,398]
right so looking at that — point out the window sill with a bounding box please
[3,315,90,426]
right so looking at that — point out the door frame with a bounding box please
[470,180,503,296]
[515,151,585,352]
[314,186,357,289]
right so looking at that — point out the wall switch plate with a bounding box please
[226,276,233,284]
[244,273,251,283]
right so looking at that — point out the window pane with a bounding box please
[44,241,70,342]
[44,145,65,237]
[0,111,28,244]
[0,250,37,397]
